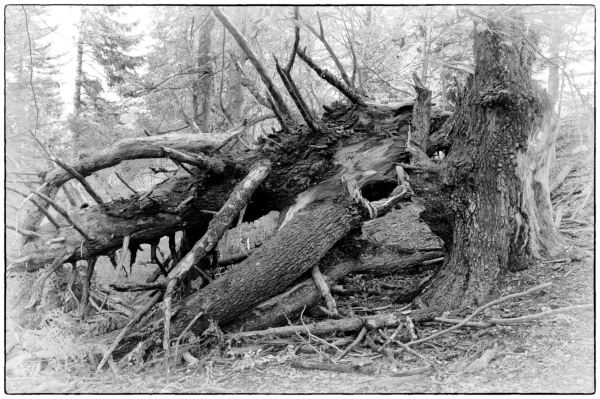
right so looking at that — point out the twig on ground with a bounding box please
[337,327,367,361]
[489,303,592,325]
[174,311,204,365]
[378,329,436,368]
[96,292,164,373]
[298,307,343,354]
[407,282,552,346]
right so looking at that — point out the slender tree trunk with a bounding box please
[73,19,84,115]
[193,11,215,132]
[413,12,564,311]
[226,8,247,124]
[547,13,562,107]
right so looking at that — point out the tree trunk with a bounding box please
[73,19,84,115]
[412,12,564,311]
[114,195,370,358]
[17,100,448,271]
[193,11,215,132]
[225,8,247,124]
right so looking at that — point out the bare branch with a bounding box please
[115,172,138,195]
[284,7,301,74]
[212,6,292,122]
[180,103,202,134]
[6,224,42,239]
[51,156,104,205]
[31,190,94,241]
[274,55,320,133]
[301,11,352,87]
[297,47,364,105]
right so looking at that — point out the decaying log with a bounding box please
[162,160,271,356]
[224,248,443,334]
[550,164,574,194]
[114,195,372,359]
[20,131,237,236]
[229,307,438,340]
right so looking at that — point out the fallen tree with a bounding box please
[8,7,565,370]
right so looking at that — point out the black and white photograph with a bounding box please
[5,4,594,393]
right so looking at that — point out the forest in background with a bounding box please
[6,5,593,198]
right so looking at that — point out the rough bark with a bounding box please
[17,97,448,273]
[114,196,369,358]
[165,159,271,282]
[19,132,238,246]
[224,244,444,334]
[411,12,563,310]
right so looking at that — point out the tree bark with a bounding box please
[114,196,369,358]
[411,12,563,310]
[73,17,84,115]
[224,244,443,334]
[193,11,215,132]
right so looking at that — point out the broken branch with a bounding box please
[51,156,104,204]
[212,6,292,121]
[407,283,552,347]
[297,47,363,105]
[489,303,592,325]
[30,190,93,241]
[6,224,41,239]
[115,172,138,195]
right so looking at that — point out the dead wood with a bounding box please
[51,156,104,205]
[114,196,371,359]
[212,6,292,122]
[410,72,432,154]
[291,359,375,375]
[114,172,138,194]
[162,160,271,357]
[224,248,443,333]
[311,265,338,315]
[406,283,552,347]
[297,47,363,105]
[26,251,74,309]
[6,224,41,239]
[550,164,574,194]
[228,307,437,339]
[96,291,164,373]
[31,190,93,242]
[337,327,367,361]
[79,257,97,317]
[300,11,352,89]
[488,303,592,325]
[20,131,236,235]
[391,365,432,377]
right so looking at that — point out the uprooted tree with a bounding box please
[9,7,564,369]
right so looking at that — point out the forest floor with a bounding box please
[5,125,594,394]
